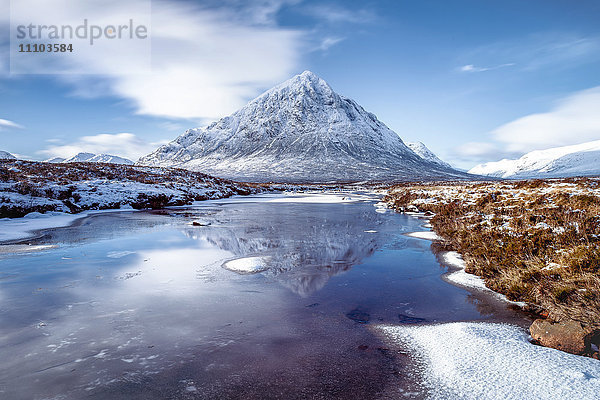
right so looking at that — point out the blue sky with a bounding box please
[1,0,599,168]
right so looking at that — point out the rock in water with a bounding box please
[139,71,469,183]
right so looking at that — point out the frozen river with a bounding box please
[2,192,595,399]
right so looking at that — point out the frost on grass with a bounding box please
[377,322,600,400]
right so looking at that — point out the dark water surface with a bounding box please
[0,193,528,399]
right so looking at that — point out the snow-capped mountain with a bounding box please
[469,140,600,178]
[62,152,134,165]
[86,154,134,165]
[0,151,16,159]
[44,157,65,163]
[63,152,96,163]
[406,142,452,168]
[139,71,468,182]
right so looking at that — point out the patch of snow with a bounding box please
[442,251,488,291]
[376,322,600,399]
[405,231,441,241]
[542,262,567,271]
[222,256,271,274]
[441,251,526,307]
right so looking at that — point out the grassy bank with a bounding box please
[384,178,600,329]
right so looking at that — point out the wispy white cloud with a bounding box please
[451,86,600,167]
[318,36,344,51]
[38,133,167,161]
[459,33,600,73]
[451,141,521,166]
[158,121,187,132]
[492,86,600,153]
[459,63,515,73]
[302,4,376,24]
[0,118,24,130]
[3,0,305,121]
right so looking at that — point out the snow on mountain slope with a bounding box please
[44,157,65,163]
[87,154,134,165]
[63,152,96,163]
[469,140,600,178]
[139,71,469,183]
[0,151,16,159]
[406,142,452,168]
[62,152,134,165]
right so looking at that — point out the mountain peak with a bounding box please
[61,152,133,165]
[293,70,322,84]
[64,152,95,162]
[261,70,333,100]
[0,150,16,160]
[139,72,468,182]
[406,142,452,168]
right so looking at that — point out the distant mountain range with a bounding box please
[139,71,466,183]
[45,152,134,165]
[469,140,600,179]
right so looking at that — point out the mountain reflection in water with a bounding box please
[179,198,396,296]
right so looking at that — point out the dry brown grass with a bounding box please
[385,178,600,328]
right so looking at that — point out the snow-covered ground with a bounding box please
[376,322,600,399]
[0,160,262,221]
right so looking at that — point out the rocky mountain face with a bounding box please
[469,140,600,178]
[139,71,469,183]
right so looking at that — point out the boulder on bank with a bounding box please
[530,319,599,355]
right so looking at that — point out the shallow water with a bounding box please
[0,193,529,399]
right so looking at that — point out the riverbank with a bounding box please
[384,178,600,356]
[0,160,267,219]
